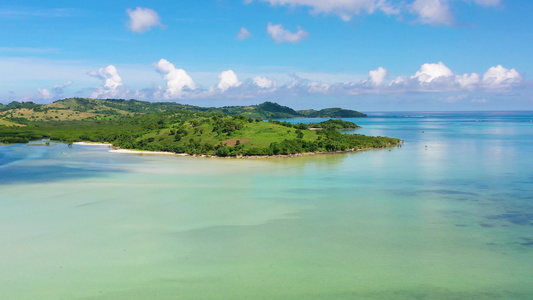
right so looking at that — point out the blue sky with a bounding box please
[0,0,531,110]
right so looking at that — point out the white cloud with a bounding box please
[456,73,480,89]
[15,59,523,102]
[278,75,332,95]
[88,65,124,98]
[390,76,408,86]
[218,70,242,92]
[411,0,453,25]
[237,27,252,40]
[308,81,330,93]
[247,0,399,21]
[411,62,453,83]
[31,81,73,101]
[367,67,388,86]
[154,59,196,99]
[385,62,520,93]
[200,62,523,99]
[38,88,51,99]
[286,75,308,90]
[126,7,163,33]
[393,63,522,93]
[482,65,522,88]
[267,23,309,43]
[249,0,500,27]
[53,81,73,95]
[253,76,275,88]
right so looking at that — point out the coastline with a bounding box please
[73,142,113,147]
[109,149,188,156]
[308,126,361,131]
[107,145,395,159]
[73,140,401,159]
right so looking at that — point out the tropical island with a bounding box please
[0,98,401,157]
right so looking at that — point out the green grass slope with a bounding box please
[0,111,400,156]
[0,98,367,123]
[108,115,399,156]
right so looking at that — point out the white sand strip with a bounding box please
[109,149,187,156]
[73,142,113,146]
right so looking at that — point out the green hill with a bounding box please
[0,98,396,157]
[128,116,397,156]
[0,108,399,157]
[206,101,367,119]
[299,107,367,118]
[0,98,367,122]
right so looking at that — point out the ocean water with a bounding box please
[1,111,533,299]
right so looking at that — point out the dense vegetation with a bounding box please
[298,107,367,118]
[307,119,362,129]
[0,98,367,121]
[0,98,400,157]
[209,101,367,118]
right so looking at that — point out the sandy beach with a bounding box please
[73,142,113,147]
[72,140,397,158]
[109,149,188,156]
[74,142,186,156]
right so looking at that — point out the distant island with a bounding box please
[0,98,367,120]
[0,98,399,157]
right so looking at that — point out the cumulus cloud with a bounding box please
[126,7,163,33]
[411,0,453,25]
[411,62,453,83]
[154,59,196,99]
[482,65,522,88]
[366,67,388,86]
[308,81,330,93]
[38,88,51,99]
[390,76,408,86]
[276,75,334,95]
[34,81,73,100]
[237,27,252,40]
[247,0,399,21]
[267,23,309,43]
[253,76,275,88]
[218,70,242,92]
[456,73,480,89]
[391,62,522,92]
[194,63,523,99]
[88,65,124,98]
[74,61,524,101]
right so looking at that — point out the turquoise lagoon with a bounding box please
[1,112,533,299]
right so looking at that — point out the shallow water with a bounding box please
[1,112,533,299]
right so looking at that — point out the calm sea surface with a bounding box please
[1,111,533,299]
